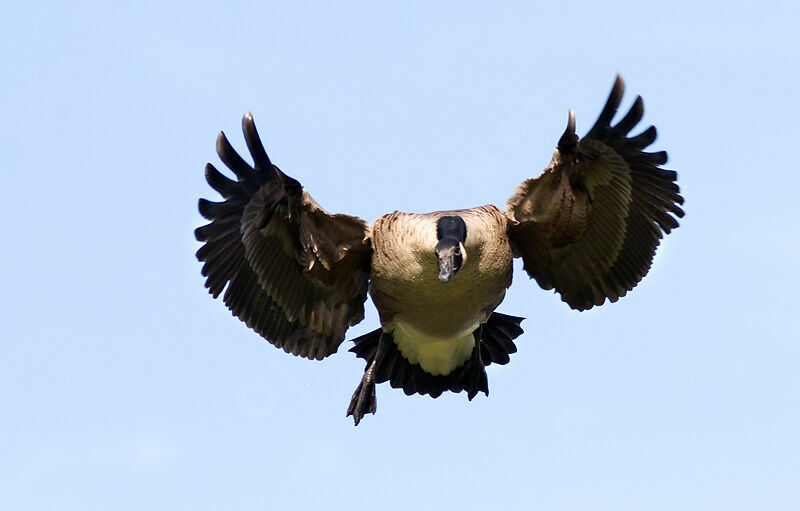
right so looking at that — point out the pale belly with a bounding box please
[390,317,477,375]
[371,256,511,375]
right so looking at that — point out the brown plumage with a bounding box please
[195,74,684,425]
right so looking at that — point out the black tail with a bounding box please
[349,312,524,398]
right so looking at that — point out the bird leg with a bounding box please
[346,332,391,426]
[464,325,488,400]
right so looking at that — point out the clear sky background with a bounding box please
[2,1,799,509]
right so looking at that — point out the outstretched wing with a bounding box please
[506,75,684,310]
[195,113,372,359]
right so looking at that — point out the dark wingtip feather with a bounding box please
[658,169,678,181]
[198,198,218,220]
[612,95,644,136]
[589,74,626,135]
[216,131,252,180]
[644,150,668,165]
[557,109,578,151]
[195,222,212,242]
[205,163,240,198]
[242,112,272,170]
[629,125,657,149]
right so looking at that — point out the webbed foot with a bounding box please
[346,378,377,426]
[345,332,391,426]
[464,326,489,400]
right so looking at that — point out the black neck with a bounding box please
[436,216,467,243]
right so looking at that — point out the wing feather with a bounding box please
[196,113,372,358]
[507,75,684,310]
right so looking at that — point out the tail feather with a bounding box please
[480,312,523,365]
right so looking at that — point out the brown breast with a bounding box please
[368,205,514,337]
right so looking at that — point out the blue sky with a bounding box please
[2,1,799,509]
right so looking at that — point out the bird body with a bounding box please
[195,75,685,425]
[369,207,514,375]
[369,207,513,336]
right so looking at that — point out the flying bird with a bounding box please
[195,75,684,425]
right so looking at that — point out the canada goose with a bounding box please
[195,75,684,425]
